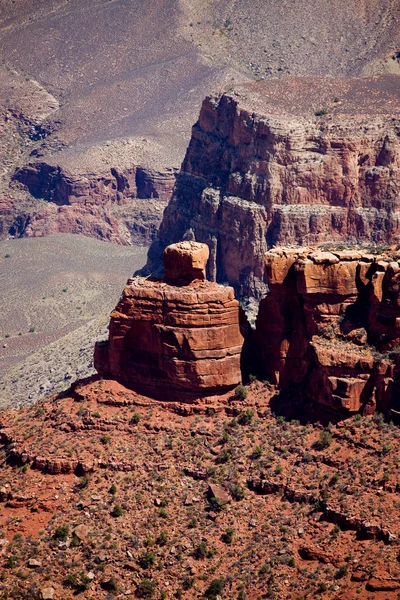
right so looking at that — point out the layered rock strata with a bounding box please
[12,162,176,245]
[146,76,400,297]
[257,247,400,413]
[94,242,243,399]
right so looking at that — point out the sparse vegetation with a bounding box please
[234,384,248,401]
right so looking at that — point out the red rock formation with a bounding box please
[256,247,400,413]
[9,162,176,245]
[146,76,400,297]
[15,162,175,205]
[94,242,243,399]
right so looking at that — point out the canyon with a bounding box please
[1,2,400,598]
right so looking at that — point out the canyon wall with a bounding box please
[10,162,176,245]
[257,247,400,414]
[146,76,400,297]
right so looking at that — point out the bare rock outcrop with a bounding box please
[94,242,243,399]
[146,76,400,297]
[12,162,176,245]
[256,247,400,413]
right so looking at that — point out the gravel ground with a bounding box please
[0,234,148,408]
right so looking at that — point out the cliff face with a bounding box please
[146,76,400,296]
[257,247,400,414]
[11,162,176,245]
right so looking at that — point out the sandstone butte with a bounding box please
[94,241,244,399]
[145,75,400,298]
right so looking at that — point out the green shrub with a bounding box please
[251,445,263,459]
[64,571,91,592]
[194,541,208,559]
[136,578,156,598]
[139,551,156,569]
[54,525,69,541]
[318,431,332,449]
[229,483,246,501]
[130,413,141,425]
[111,504,124,518]
[330,473,339,485]
[108,484,117,495]
[182,576,195,590]
[156,530,168,546]
[204,579,224,599]
[222,527,234,544]
[238,409,254,425]
[234,385,248,401]
[336,564,348,579]
[216,447,232,464]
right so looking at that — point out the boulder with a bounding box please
[208,484,231,505]
[163,241,209,283]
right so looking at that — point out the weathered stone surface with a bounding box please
[163,241,209,283]
[208,484,231,505]
[256,247,400,413]
[145,76,400,297]
[95,245,243,399]
[9,162,176,245]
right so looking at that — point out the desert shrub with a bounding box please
[222,527,234,544]
[156,530,168,546]
[216,447,231,464]
[136,578,156,598]
[54,525,69,541]
[251,445,263,459]
[229,483,246,501]
[330,473,339,485]
[194,541,208,559]
[139,551,156,569]
[234,385,248,401]
[238,409,254,425]
[108,484,117,495]
[182,576,195,590]
[336,564,348,579]
[111,504,124,518]
[64,571,91,592]
[317,431,332,449]
[130,413,141,425]
[204,579,224,599]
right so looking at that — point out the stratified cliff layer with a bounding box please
[257,247,400,414]
[146,76,400,296]
[95,242,243,398]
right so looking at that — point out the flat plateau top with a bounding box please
[227,76,400,119]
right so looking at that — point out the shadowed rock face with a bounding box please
[256,247,400,414]
[94,243,243,399]
[146,76,400,297]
